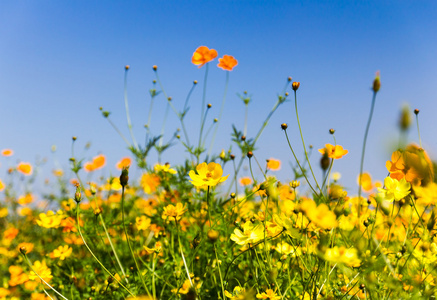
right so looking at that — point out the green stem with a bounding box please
[294,90,322,195]
[208,71,229,157]
[358,91,378,217]
[121,185,151,296]
[22,254,69,300]
[416,113,422,148]
[75,204,136,298]
[124,68,139,150]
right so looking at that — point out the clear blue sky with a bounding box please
[1,1,436,194]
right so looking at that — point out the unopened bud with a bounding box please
[19,246,27,255]
[414,108,419,115]
[320,154,330,171]
[125,65,130,70]
[207,103,212,108]
[372,71,380,92]
[281,123,288,130]
[329,128,335,134]
[120,167,129,187]
[247,151,253,158]
[292,82,300,91]
[74,186,81,203]
[153,65,157,71]
[72,136,77,141]
[287,77,292,82]
[193,80,198,84]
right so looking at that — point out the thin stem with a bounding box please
[75,204,136,298]
[22,254,69,300]
[106,117,132,147]
[208,71,229,157]
[121,185,151,296]
[294,90,322,194]
[124,68,139,150]
[415,112,422,148]
[358,91,378,217]
[283,129,319,196]
[243,103,248,136]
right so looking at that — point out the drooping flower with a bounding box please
[318,144,348,159]
[192,46,218,68]
[189,162,229,188]
[377,177,411,202]
[17,162,33,175]
[266,158,281,171]
[217,55,238,71]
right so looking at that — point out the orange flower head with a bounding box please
[318,144,348,159]
[239,177,252,186]
[17,162,33,176]
[116,157,132,170]
[266,158,281,171]
[217,55,238,71]
[1,149,13,157]
[92,154,106,170]
[192,46,218,68]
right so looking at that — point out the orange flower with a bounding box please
[192,46,218,68]
[84,154,106,172]
[217,55,238,71]
[0,179,4,191]
[266,158,281,171]
[318,144,348,159]
[17,162,33,176]
[1,149,13,156]
[357,173,373,192]
[116,157,132,170]
[239,177,252,186]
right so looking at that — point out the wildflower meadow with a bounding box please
[1,45,437,300]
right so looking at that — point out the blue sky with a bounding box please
[1,1,436,194]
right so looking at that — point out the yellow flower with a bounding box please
[189,162,229,188]
[0,179,5,191]
[36,210,64,229]
[0,288,11,298]
[9,265,29,286]
[140,173,160,194]
[136,215,151,231]
[154,163,177,174]
[256,289,281,300]
[318,144,348,159]
[230,220,264,246]
[324,246,361,267]
[18,193,34,205]
[266,158,281,171]
[300,200,337,229]
[377,177,411,202]
[225,286,246,299]
[28,260,52,283]
[0,207,8,218]
[162,203,187,222]
[357,172,373,192]
[51,245,72,260]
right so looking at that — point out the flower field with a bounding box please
[1,46,436,300]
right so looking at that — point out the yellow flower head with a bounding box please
[162,203,187,222]
[189,162,229,188]
[318,144,348,159]
[28,260,53,283]
[324,246,361,267]
[256,289,281,300]
[230,220,264,246]
[266,158,281,171]
[51,245,72,260]
[377,177,411,202]
[136,215,152,231]
[154,163,177,174]
[36,210,64,229]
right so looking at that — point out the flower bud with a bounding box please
[281,123,288,130]
[74,186,81,203]
[292,82,300,91]
[320,154,330,171]
[153,65,157,71]
[120,167,129,187]
[414,108,419,115]
[19,246,27,255]
[329,128,335,134]
[372,71,380,92]
[125,65,130,70]
[247,151,253,158]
